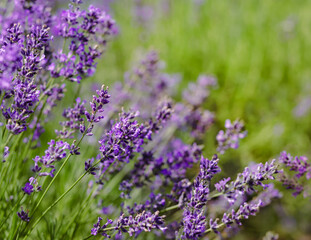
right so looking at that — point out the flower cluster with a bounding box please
[50,3,117,82]
[181,155,220,240]
[216,160,280,205]
[56,85,110,138]
[278,151,311,197]
[216,119,247,154]
[91,211,166,237]
[21,140,69,195]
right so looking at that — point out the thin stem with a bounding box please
[23,152,114,239]
[3,133,13,147]
[204,222,226,234]
[12,220,23,240]
[160,190,225,214]
[160,204,179,213]
[0,194,25,230]
[29,154,71,219]
[61,186,97,239]
[82,227,118,240]
[23,171,89,239]
[29,119,93,219]
[0,133,24,199]
[73,83,82,102]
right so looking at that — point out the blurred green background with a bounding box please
[98,0,311,161]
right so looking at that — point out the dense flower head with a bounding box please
[216,160,280,205]
[56,97,87,138]
[91,217,113,237]
[209,185,281,234]
[0,3,53,134]
[90,110,150,184]
[279,151,311,179]
[222,201,263,227]
[51,3,117,82]
[22,182,34,195]
[56,85,110,138]
[31,140,70,176]
[17,207,30,222]
[86,85,110,123]
[91,211,166,238]
[92,101,172,184]
[181,155,220,240]
[125,192,166,215]
[216,119,247,154]
[116,211,166,236]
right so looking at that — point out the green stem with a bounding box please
[3,133,13,147]
[82,227,117,240]
[12,220,23,240]
[0,133,24,199]
[160,190,225,214]
[29,119,93,220]
[204,222,226,234]
[73,83,82,102]
[29,154,72,220]
[23,152,114,239]
[0,194,25,230]
[62,186,97,239]
[23,171,89,239]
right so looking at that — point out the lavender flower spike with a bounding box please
[216,119,247,154]
[91,211,166,237]
[181,155,220,240]
[116,211,166,236]
[17,207,30,222]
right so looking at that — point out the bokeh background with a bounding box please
[41,0,311,239]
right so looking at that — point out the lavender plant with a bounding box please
[0,0,310,239]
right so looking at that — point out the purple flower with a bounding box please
[2,146,9,162]
[278,151,311,197]
[56,85,110,138]
[181,155,220,240]
[51,3,116,82]
[279,151,311,179]
[92,211,166,237]
[22,182,34,195]
[17,207,30,222]
[209,201,263,233]
[221,160,279,205]
[91,217,113,237]
[93,101,172,184]
[216,119,247,154]
[56,97,87,138]
[215,177,231,192]
[23,140,70,195]
[125,192,166,215]
[116,211,166,236]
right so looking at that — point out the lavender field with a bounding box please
[0,0,311,239]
